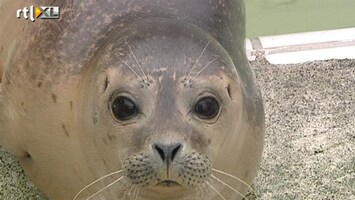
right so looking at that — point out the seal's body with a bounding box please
[0,0,264,199]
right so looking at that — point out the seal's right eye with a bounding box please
[111,96,138,120]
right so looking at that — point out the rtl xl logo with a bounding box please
[17,6,60,22]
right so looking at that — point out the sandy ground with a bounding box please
[0,58,354,199]
[249,57,355,199]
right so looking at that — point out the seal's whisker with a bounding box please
[206,181,226,200]
[86,176,124,200]
[128,185,135,196]
[192,183,205,200]
[185,41,210,82]
[133,187,140,200]
[119,58,146,82]
[124,39,149,82]
[198,183,210,199]
[116,180,131,199]
[209,175,247,200]
[73,169,124,200]
[212,168,255,195]
[190,57,219,81]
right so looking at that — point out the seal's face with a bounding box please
[79,26,245,199]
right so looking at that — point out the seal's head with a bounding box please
[75,19,263,200]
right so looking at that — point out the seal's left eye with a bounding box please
[111,96,138,120]
[194,97,220,119]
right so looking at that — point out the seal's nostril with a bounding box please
[154,144,166,161]
[153,143,182,162]
[170,144,181,161]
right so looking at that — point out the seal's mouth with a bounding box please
[142,180,189,199]
[156,180,181,187]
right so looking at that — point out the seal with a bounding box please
[0,0,264,199]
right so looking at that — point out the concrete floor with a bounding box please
[0,58,354,199]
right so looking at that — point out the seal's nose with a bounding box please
[153,143,182,162]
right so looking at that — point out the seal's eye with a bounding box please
[194,97,220,119]
[111,96,138,120]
